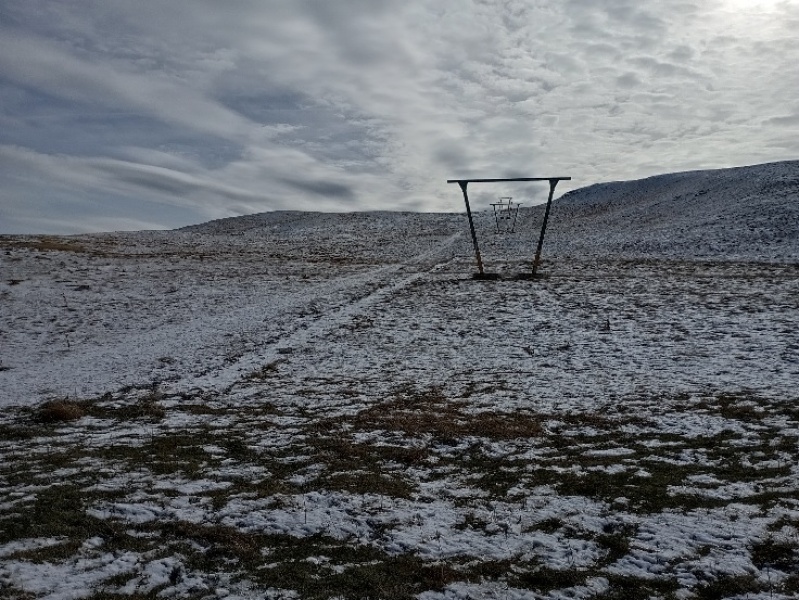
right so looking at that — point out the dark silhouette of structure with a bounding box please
[447,177,571,278]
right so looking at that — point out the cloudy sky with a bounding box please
[1,0,797,234]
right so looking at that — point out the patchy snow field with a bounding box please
[1,162,799,599]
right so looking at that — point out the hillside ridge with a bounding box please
[546,159,799,260]
[178,160,799,261]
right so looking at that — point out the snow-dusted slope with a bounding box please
[1,161,797,406]
[545,160,799,261]
[172,160,799,264]
[1,163,798,600]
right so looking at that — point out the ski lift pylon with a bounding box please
[490,197,521,233]
[446,177,571,278]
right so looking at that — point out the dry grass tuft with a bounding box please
[163,521,261,563]
[4,237,90,254]
[245,360,283,381]
[37,399,86,423]
[351,389,543,442]
[108,395,166,421]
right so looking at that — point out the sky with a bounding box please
[1,0,798,234]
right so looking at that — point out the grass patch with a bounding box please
[31,393,166,426]
[85,592,167,600]
[509,564,585,592]
[98,395,166,422]
[599,574,680,599]
[38,399,86,422]
[2,386,799,598]
[162,521,261,568]
[319,471,415,498]
[0,422,35,441]
[694,574,764,600]
[98,431,217,477]
[303,435,419,497]
[244,360,284,381]
[596,523,638,565]
[750,536,799,573]
[347,388,543,444]
[2,237,90,254]
[0,484,146,562]
[248,535,464,600]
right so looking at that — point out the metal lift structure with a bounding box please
[490,197,521,233]
[447,177,571,279]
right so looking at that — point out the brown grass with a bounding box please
[3,238,90,254]
[37,399,86,422]
[245,360,284,380]
[350,389,543,442]
[4,386,798,598]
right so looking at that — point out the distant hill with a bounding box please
[179,160,799,263]
[546,160,799,261]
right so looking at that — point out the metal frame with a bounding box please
[447,177,571,277]
[490,197,521,233]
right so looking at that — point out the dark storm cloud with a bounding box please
[1,0,797,233]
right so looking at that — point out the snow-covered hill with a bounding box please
[177,159,799,265]
[2,161,798,406]
[546,159,799,261]
[2,159,798,405]
[1,162,798,600]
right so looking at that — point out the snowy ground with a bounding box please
[1,164,799,599]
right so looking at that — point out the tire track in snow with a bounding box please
[0,229,461,405]
[178,232,463,394]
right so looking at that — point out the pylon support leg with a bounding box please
[458,181,484,275]
[531,178,561,277]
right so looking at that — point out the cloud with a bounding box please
[0,33,254,142]
[764,113,799,131]
[277,178,355,201]
[1,0,798,233]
